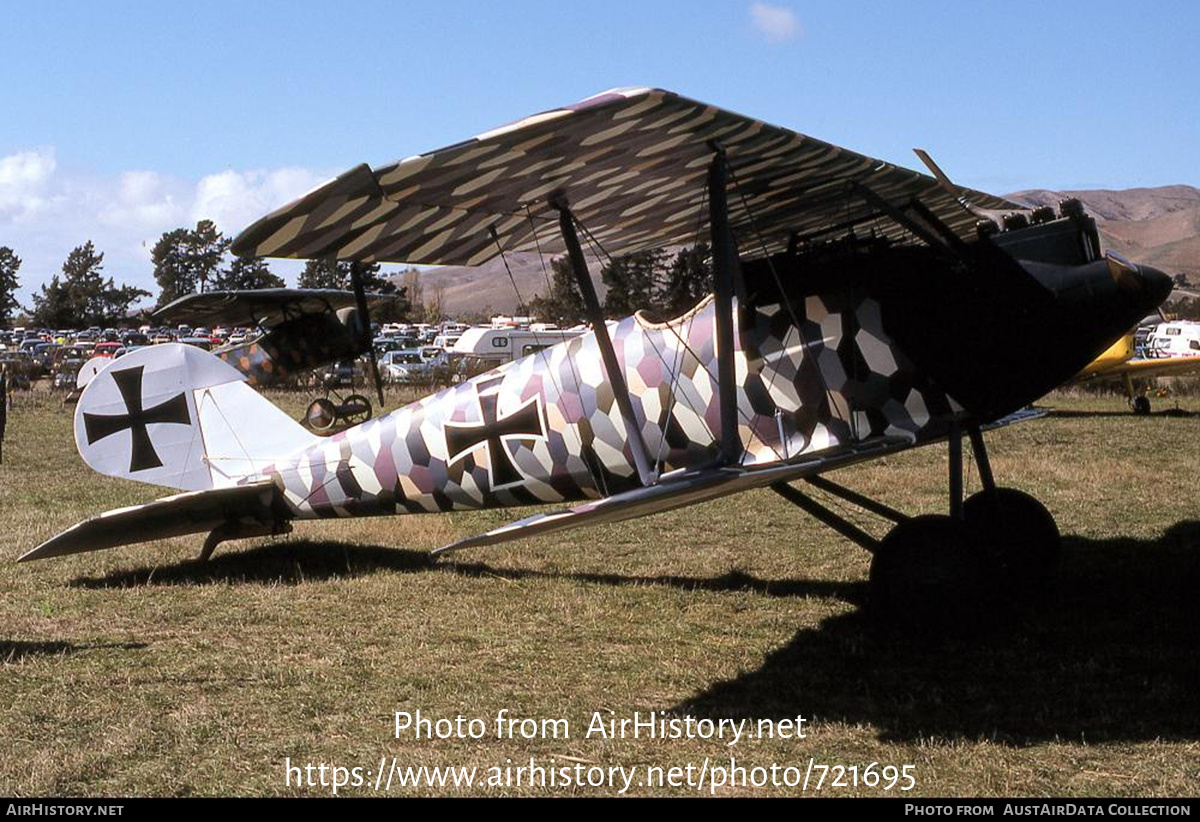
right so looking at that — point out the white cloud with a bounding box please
[750,3,802,43]
[0,147,331,306]
[99,170,186,232]
[190,167,326,237]
[0,148,58,219]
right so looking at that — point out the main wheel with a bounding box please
[963,488,1060,593]
[869,515,988,631]
[1132,395,1151,415]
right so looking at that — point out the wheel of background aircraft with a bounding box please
[963,488,1061,595]
[1132,395,1152,415]
[305,397,338,431]
[340,394,373,427]
[868,515,989,630]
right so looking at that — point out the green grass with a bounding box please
[0,388,1198,797]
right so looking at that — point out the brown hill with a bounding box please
[1008,185,1200,279]
[390,252,604,319]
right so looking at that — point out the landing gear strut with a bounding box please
[1126,375,1151,415]
[774,421,1061,631]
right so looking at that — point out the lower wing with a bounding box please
[432,436,912,556]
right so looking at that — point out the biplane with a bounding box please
[22,88,1174,624]
[77,288,398,428]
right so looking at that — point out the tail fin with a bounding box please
[75,343,317,491]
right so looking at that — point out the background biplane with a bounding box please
[92,287,399,429]
[21,88,1174,625]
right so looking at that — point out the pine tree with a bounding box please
[526,257,587,326]
[602,248,666,317]
[298,259,410,322]
[31,241,149,327]
[660,242,712,317]
[152,220,230,307]
[212,257,285,291]
[0,247,22,326]
[298,258,346,289]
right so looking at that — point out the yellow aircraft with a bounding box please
[1072,328,1200,414]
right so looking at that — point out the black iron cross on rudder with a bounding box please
[445,381,546,489]
[83,366,191,472]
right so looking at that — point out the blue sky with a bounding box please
[4,1,1199,302]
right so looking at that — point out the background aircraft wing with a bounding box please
[232,88,1020,267]
[152,288,397,329]
[1087,356,1200,381]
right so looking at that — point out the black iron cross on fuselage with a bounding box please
[444,384,546,489]
[83,366,191,472]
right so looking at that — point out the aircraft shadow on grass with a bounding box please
[70,522,1200,745]
[0,640,147,664]
[71,540,861,602]
[676,520,1200,745]
[1049,407,1200,419]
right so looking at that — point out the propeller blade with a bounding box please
[913,148,1027,224]
[348,262,386,409]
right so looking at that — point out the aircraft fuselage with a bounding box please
[265,241,1171,521]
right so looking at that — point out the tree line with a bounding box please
[0,219,413,329]
[525,243,713,326]
[0,223,713,331]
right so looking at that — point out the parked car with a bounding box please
[319,359,357,388]
[381,350,431,384]
[93,341,123,358]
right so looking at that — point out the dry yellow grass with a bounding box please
[0,388,1197,796]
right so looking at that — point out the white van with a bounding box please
[451,326,585,374]
[1146,321,1200,359]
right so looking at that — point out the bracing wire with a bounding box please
[724,157,844,455]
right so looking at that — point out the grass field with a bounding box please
[0,387,1197,797]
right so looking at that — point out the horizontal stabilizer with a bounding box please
[20,480,283,562]
[433,436,912,556]
[983,406,1048,429]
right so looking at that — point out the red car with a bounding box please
[93,342,123,358]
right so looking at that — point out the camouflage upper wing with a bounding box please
[153,288,397,329]
[232,88,1019,267]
